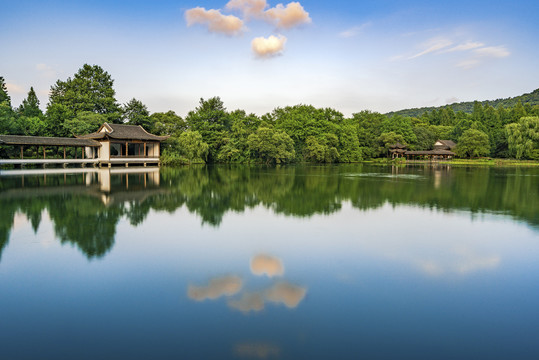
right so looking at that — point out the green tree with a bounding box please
[177,130,209,164]
[450,118,473,141]
[44,103,74,137]
[456,129,490,158]
[269,105,341,160]
[505,117,539,159]
[217,110,258,163]
[378,132,406,156]
[17,87,42,118]
[511,101,527,123]
[337,123,362,162]
[0,77,15,134]
[471,101,485,124]
[304,133,340,163]
[149,111,186,136]
[13,115,47,136]
[0,76,11,106]
[381,115,417,147]
[122,98,150,129]
[413,124,436,150]
[0,102,16,134]
[47,64,120,122]
[353,110,385,159]
[185,97,231,162]
[64,111,106,136]
[247,126,295,164]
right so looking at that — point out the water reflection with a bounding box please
[250,254,285,277]
[228,292,265,313]
[188,255,308,314]
[1,165,538,360]
[234,342,280,359]
[188,275,243,301]
[0,164,538,262]
[265,282,307,309]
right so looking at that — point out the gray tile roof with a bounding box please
[77,123,169,141]
[0,135,101,147]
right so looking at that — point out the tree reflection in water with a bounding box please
[0,164,537,261]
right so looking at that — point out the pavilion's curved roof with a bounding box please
[76,123,169,141]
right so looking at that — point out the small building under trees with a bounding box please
[388,140,456,160]
[0,123,168,167]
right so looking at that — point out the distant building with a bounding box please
[433,140,456,151]
[388,140,456,160]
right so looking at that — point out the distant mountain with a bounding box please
[385,88,539,118]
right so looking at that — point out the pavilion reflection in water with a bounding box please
[0,167,161,205]
[0,167,165,261]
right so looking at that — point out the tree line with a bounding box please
[386,88,539,118]
[1,64,538,163]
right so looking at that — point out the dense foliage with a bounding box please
[1,65,539,162]
[386,88,539,118]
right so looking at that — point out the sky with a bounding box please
[2,0,538,117]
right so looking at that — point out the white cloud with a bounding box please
[474,46,510,58]
[455,45,510,70]
[339,23,371,38]
[226,0,268,19]
[251,35,287,58]
[456,59,481,69]
[5,82,25,94]
[441,41,484,53]
[226,0,311,29]
[408,38,453,59]
[264,2,311,29]
[185,7,244,36]
[36,63,57,78]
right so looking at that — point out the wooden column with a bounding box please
[64,146,66,159]
[43,146,46,159]
[20,146,24,159]
[82,147,85,159]
[144,142,147,157]
[125,142,128,157]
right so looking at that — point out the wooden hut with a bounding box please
[387,140,457,161]
[388,142,408,159]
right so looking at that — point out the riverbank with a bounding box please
[366,158,539,167]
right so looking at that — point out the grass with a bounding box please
[361,157,539,167]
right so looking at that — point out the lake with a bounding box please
[0,164,538,359]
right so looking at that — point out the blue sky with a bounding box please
[2,0,538,117]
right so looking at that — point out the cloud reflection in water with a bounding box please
[188,254,307,314]
[187,275,243,301]
[250,254,284,277]
[234,342,280,359]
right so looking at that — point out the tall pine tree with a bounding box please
[18,87,42,117]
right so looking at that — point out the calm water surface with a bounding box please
[0,164,538,359]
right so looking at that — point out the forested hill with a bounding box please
[386,88,539,118]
